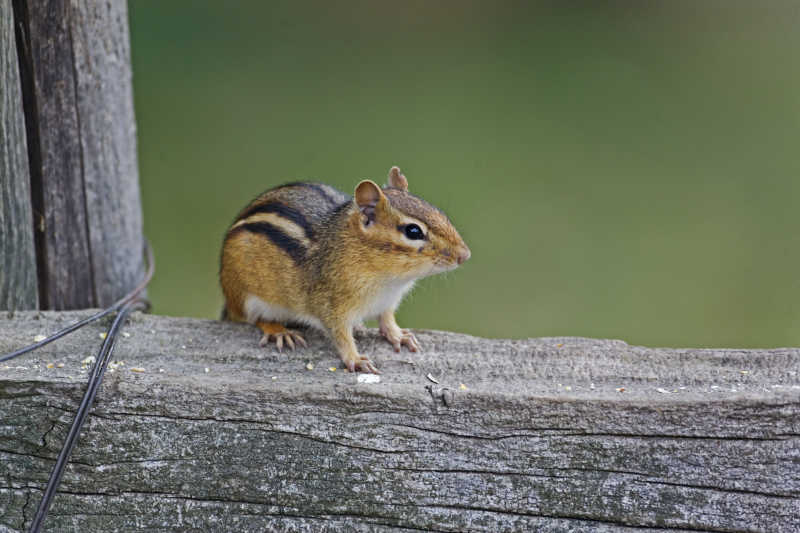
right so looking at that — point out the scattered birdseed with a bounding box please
[656,388,671,394]
[122,332,131,338]
[426,373,439,384]
[99,332,107,340]
[616,387,626,393]
[204,367,210,373]
[305,362,314,370]
[81,356,96,365]
[56,363,64,368]
[130,367,145,373]
[46,363,54,369]
[33,334,46,342]
[459,383,467,391]
[329,367,337,372]
[357,374,381,384]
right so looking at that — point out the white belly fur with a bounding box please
[243,294,325,331]
[244,279,416,331]
[356,279,417,322]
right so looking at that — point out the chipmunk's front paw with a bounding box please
[342,353,381,374]
[379,323,420,353]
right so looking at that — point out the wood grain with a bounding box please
[1,313,797,532]
[10,0,144,310]
[15,0,93,309]
[0,0,38,311]
[69,0,144,306]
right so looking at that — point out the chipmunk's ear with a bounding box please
[355,180,387,224]
[387,166,409,191]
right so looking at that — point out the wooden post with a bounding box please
[0,0,38,311]
[1,0,144,311]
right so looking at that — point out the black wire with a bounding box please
[28,297,149,533]
[0,240,154,531]
[0,241,154,363]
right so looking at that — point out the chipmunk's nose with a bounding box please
[456,245,471,265]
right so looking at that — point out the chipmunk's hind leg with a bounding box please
[256,321,307,352]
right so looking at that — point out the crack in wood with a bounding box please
[97,410,420,454]
[392,502,714,532]
[37,418,56,450]
[635,478,798,501]
[20,486,32,529]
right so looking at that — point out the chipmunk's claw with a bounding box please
[258,328,306,352]
[380,324,420,353]
[345,356,381,374]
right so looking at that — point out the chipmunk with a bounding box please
[219,166,470,374]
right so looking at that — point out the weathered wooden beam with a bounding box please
[9,0,144,310]
[1,312,798,532]
[0,0,38,311]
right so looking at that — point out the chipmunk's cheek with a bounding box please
[417,244,437,261]
[423,249,452,274]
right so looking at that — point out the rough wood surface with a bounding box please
[10,0,144,310]
[68,0,144,307]
[0,0,38,311]
[0,312,798,532]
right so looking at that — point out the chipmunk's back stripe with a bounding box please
[231,222,307,263]
[279,182,341,206]
[237,202,315,239]
[231,211,311,248]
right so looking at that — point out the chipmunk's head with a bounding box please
[353,166,470,279]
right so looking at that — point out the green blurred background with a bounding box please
[129,1,800,348]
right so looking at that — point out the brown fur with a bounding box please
[219,167,470,373]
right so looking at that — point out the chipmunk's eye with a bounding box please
[403,224,424,240]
